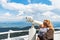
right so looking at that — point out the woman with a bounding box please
[37,20,54,40]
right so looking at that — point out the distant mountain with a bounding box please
[0,21,32,28]
[0,26,39,32]
[0,21,60,28]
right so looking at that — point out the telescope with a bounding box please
[26,16,43,40]
[26,16,43,25]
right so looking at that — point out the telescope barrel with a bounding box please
[26,16,43,25]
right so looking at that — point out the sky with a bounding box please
[0,0,60,22]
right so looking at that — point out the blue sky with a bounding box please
[0,0,60,22]
[9,0,51,5]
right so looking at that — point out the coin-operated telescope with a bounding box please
[26,16,43,40]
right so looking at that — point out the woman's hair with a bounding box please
[43,20,54,30]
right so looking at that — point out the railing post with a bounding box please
[28,22,36,40]
[8,30,11,40]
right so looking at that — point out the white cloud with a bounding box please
[0,16,24,22]
[0,0,7,4]
[0,12,25,22]
[42,11,53,16]
[3,12,12,17]
[0,0,53,12]
[16,11,24,16]
[50,0,60,9]
[0,0,60,22]
[2,3,25,10]
[0,0,25,10]
[42,11,60,21]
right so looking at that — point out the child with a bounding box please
[37,24,49,40]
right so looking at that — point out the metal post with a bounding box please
[28,22,36,40]
[8,30,11,40]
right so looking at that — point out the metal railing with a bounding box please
[0,30,29,40]
[0,29,60,40]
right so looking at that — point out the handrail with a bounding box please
[0,30,29,35]
[0,29,60,35]
[0,30,29,40]
[54,31,60,34]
